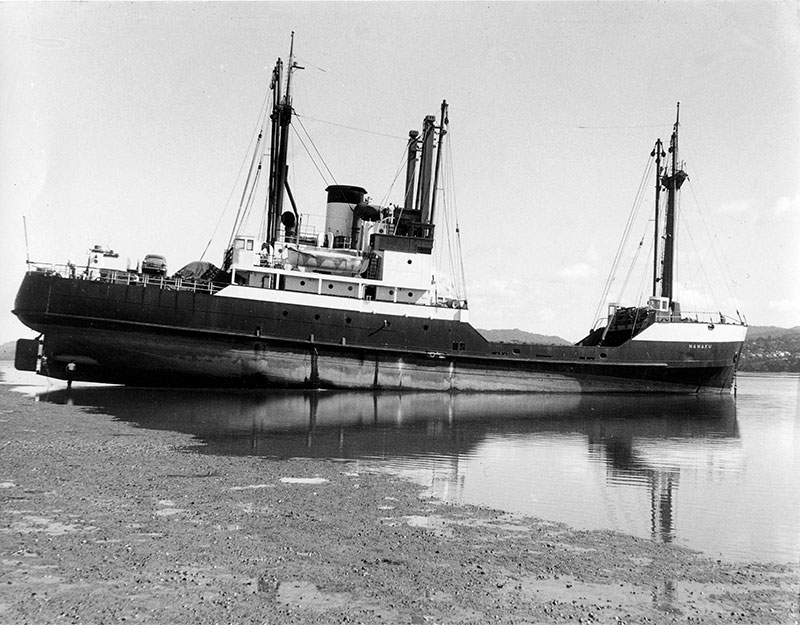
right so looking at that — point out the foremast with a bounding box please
[267,32,303,246]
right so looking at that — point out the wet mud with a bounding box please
[0,388,797,624]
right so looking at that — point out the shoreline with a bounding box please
[0,385,797,624]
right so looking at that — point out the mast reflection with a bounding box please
[37,387,738,544]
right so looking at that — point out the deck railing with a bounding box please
[25,262,223,294]
[590,308,744,331]
[26,261,469,309]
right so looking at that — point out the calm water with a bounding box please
[3,363,798,564]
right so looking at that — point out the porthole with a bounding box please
[300,280,306,286]
[407,259,413,265]
[600,352,607,359]
[348,286,353,292]
[407,291,414,298]
[282,310,288,317]
[345,317,352,324]
[328,284,334,290]
[314,314,320,321]
[388,289,394,295]
[423,324,429,331]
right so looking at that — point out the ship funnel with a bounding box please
[325,185,367,249]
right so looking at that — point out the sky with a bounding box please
[1,1,799,344]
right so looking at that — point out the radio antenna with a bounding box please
[22,216,30,264]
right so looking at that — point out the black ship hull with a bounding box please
[13,273,744,393]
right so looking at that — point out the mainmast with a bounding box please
[266,59,283,244]
[659,102,687,304]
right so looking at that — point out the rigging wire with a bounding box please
[229,93,270,244]
[680,140,743,313]
[448,138,467,301]
[434,173,455,297]
[294,113,407,141]
[449,127,468,300]
[676,201,724,315]
[378,145,411,208]
[591,154,655,327]
[616,221,650,304]
[293,114,338,186]
[200,86,271,261]
[435,128,467,303]
[290,122,333,188]
[633,225,656,307]
[233,161,265,244]
[233,132,267,242]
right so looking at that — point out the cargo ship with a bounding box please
[12,40,747,392]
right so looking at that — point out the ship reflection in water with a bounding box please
[35,385,759,560]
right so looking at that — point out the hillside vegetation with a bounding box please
[738,327,800,372]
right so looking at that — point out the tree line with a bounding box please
[739,333,800,372]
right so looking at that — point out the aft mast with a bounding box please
[659,103,688,308]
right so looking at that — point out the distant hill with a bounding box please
[477,328,572,345]
[742,325,800,339]
[739,326,800,372]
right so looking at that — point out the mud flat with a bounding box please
[0,386,797,624]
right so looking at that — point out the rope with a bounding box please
[294,113,407,141]
[293,114,337,186]
[681,139,742,311]
[200,86,270,260]
[591,154,655,327]
[378,147,412,209]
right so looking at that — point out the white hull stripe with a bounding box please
[214,285,468,322]
[632,322,747,344]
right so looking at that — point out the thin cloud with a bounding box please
[558,262,594,280]
[767,298,800,313]
[773,193,800,217]
[717,199,752,214]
